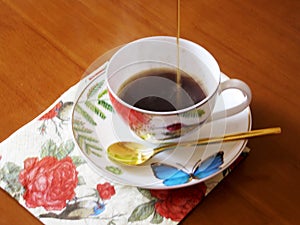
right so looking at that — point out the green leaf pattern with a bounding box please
[105,166,122,175]
[151,211,164,224]
[40,139,75,159]
[73,123,102,157]
[75,80,113,125]
[72,80,115,160]
[128,200,156,222]
[127,189,166,224]
[0,162,24,200]
[137,187,155,200]
[85,100,106,119]
[87,80,105,99]
[75,104,97,125]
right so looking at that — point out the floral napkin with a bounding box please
[0,63,250,225]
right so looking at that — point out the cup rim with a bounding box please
[106,36,221,115]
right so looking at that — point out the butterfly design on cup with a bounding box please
[151,151,224,186]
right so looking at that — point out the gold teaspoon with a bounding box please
[107,127,281,166]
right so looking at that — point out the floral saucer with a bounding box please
[71,64,251,189]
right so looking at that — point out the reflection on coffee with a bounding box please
[118,68,206,112]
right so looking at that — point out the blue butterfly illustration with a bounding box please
[151,151,224,186]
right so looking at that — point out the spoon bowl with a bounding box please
[107,127,281,166]
[107,142,154,165]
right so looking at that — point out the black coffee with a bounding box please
[118,68,206,112]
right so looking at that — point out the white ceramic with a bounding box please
[71,64,251,189]
[106,36,252,142]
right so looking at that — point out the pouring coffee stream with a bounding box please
[107,127,281,166]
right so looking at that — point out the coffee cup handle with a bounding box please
[208,79,252,121]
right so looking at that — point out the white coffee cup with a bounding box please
[106,36,251,142]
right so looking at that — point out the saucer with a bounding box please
[71,65,251,189]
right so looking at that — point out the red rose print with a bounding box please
[96,182,116,200]
[19,156,78,211]
[150,183,207,221]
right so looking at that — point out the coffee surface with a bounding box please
[118,68,206,112]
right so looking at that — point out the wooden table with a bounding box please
[0,0,299,224]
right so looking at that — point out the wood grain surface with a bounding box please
[0,0,299,224]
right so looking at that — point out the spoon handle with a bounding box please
[155,127,281,152]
